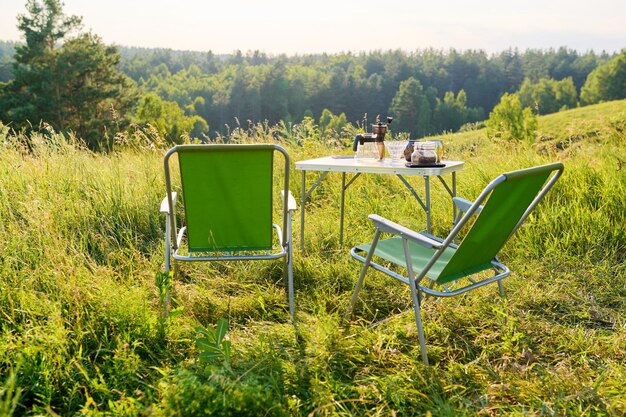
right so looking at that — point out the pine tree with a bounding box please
[0,0,137,150]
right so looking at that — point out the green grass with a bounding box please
[1,101,625,416]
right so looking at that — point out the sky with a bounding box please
[1,0,625,55]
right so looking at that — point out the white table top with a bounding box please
[296,156,464,176]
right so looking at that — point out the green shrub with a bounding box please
[486,93,537,141]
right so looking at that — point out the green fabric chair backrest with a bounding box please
[436,163,560,283]
[176,144,274,252]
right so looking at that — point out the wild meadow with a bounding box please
[0,100,625,416]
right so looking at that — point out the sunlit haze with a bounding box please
[1,0,625,55]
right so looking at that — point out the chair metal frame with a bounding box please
[161,144,296,317]
[345,163,564,364]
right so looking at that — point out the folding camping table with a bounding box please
[295,155,464,249]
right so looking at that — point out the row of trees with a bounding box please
[0,0,625,150]
[122,46,612,139]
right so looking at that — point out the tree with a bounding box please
[0,0,81,126]
[0,0,137,150]
[54,33,138,146]
[518,77,578,114]
[485,93,537,141]
[433,90,468,132]
[553,77,578,111]
[318,108,348,137]
[260,61,289,123]
[0,42,16,82]
[580,50,626,105]
[134,93,208,144]
[389,77,432,137]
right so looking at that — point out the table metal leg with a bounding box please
[452,171,457,222]
[299,171,330,250]
[396,175,427,212]
[300,171,306,250]
[424,175,431,234]
[340,173,346,246]
[436,173,459,227]
[339,173,362,246]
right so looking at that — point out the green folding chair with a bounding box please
[161,144,297,317]
[345,162,564,364]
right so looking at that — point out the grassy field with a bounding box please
[1,100,625,416]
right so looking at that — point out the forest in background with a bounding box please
[0,0,625,150]
[115,46,610,135]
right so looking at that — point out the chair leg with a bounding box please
[285,212,295,318]
[287,240,295,318]
[164,213,172,274]
[344,229,382,322]
[163,213,172,318]
[403,238,430,365]
[498,280,506,297]
[409,283,429,365]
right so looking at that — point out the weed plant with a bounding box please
[0,101,625,415]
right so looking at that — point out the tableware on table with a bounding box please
[432,139,445,163]
[385,141,408,160]
[411,142,437,165]
[403,140,418,161]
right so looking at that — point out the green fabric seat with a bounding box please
[161,144,297,317]
[346,162,564,364]
[355,237,457,282]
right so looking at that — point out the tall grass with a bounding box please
[1,101,625,415]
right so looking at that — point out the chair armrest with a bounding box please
[368,214,442,249]
[281,190,297,212]
[160,192,177,214]
[453,197,483,215]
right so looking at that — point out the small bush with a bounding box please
[486,93,537,141]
